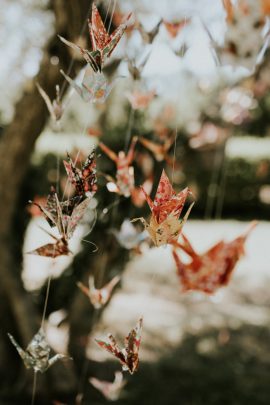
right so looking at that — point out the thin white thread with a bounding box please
[31,371,38,405]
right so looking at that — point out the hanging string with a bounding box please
[31,371,38,405]
[204,145,224,219]
[107,0,117,32]
[124,105,136,152]
[104,0,113,26]
[214,138,230,219]
[41,275,52,329]
[61,113,91,203]
[76,308,100,400]
[99,196,122,220]
[59,3,93,99]
[171,13,189,185]
[171,127,178,185]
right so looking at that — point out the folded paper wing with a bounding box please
[28,237,70,258]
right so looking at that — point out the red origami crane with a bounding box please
[95,317,143,374]
[99,137,137,197]
[63,150,97,197]
[59,4,131,72]
[172,221,257,294]
[132,170,193,246]
[77,275,120,309]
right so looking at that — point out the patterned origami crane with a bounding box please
[8,329,68,373]
[172,221,257,294]
[28,190,91,258]
[77,275,120,309]
[89,371,126,401]
[95,317,143,374]
[59,4,131,72]
[99,137,137,197]
[132,170,193,246]
[63,150,97,197]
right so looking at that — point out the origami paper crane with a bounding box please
[59,4,131,72]
[163,19,190,38]
[63,150,97,197]
[30,191,91,241]
[137,21,161,44]
[127,53,150,81]
[8,328,68,373]
[138,136,175,165]
[89,371,126,401]
[172,221,257,294]
[36,83,63,123]
[152,105,175,139]
[60,68,116,104]
[95,317,143,374]
[77,275,120,309]
[99,137,138,197]
[132,170,193,246]
[28,190,91,257]
[110,219,148,250]
[126,89,155,110]
[188,123,228,150]
[204,0,270,70]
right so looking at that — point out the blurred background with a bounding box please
[0,0,270,404]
